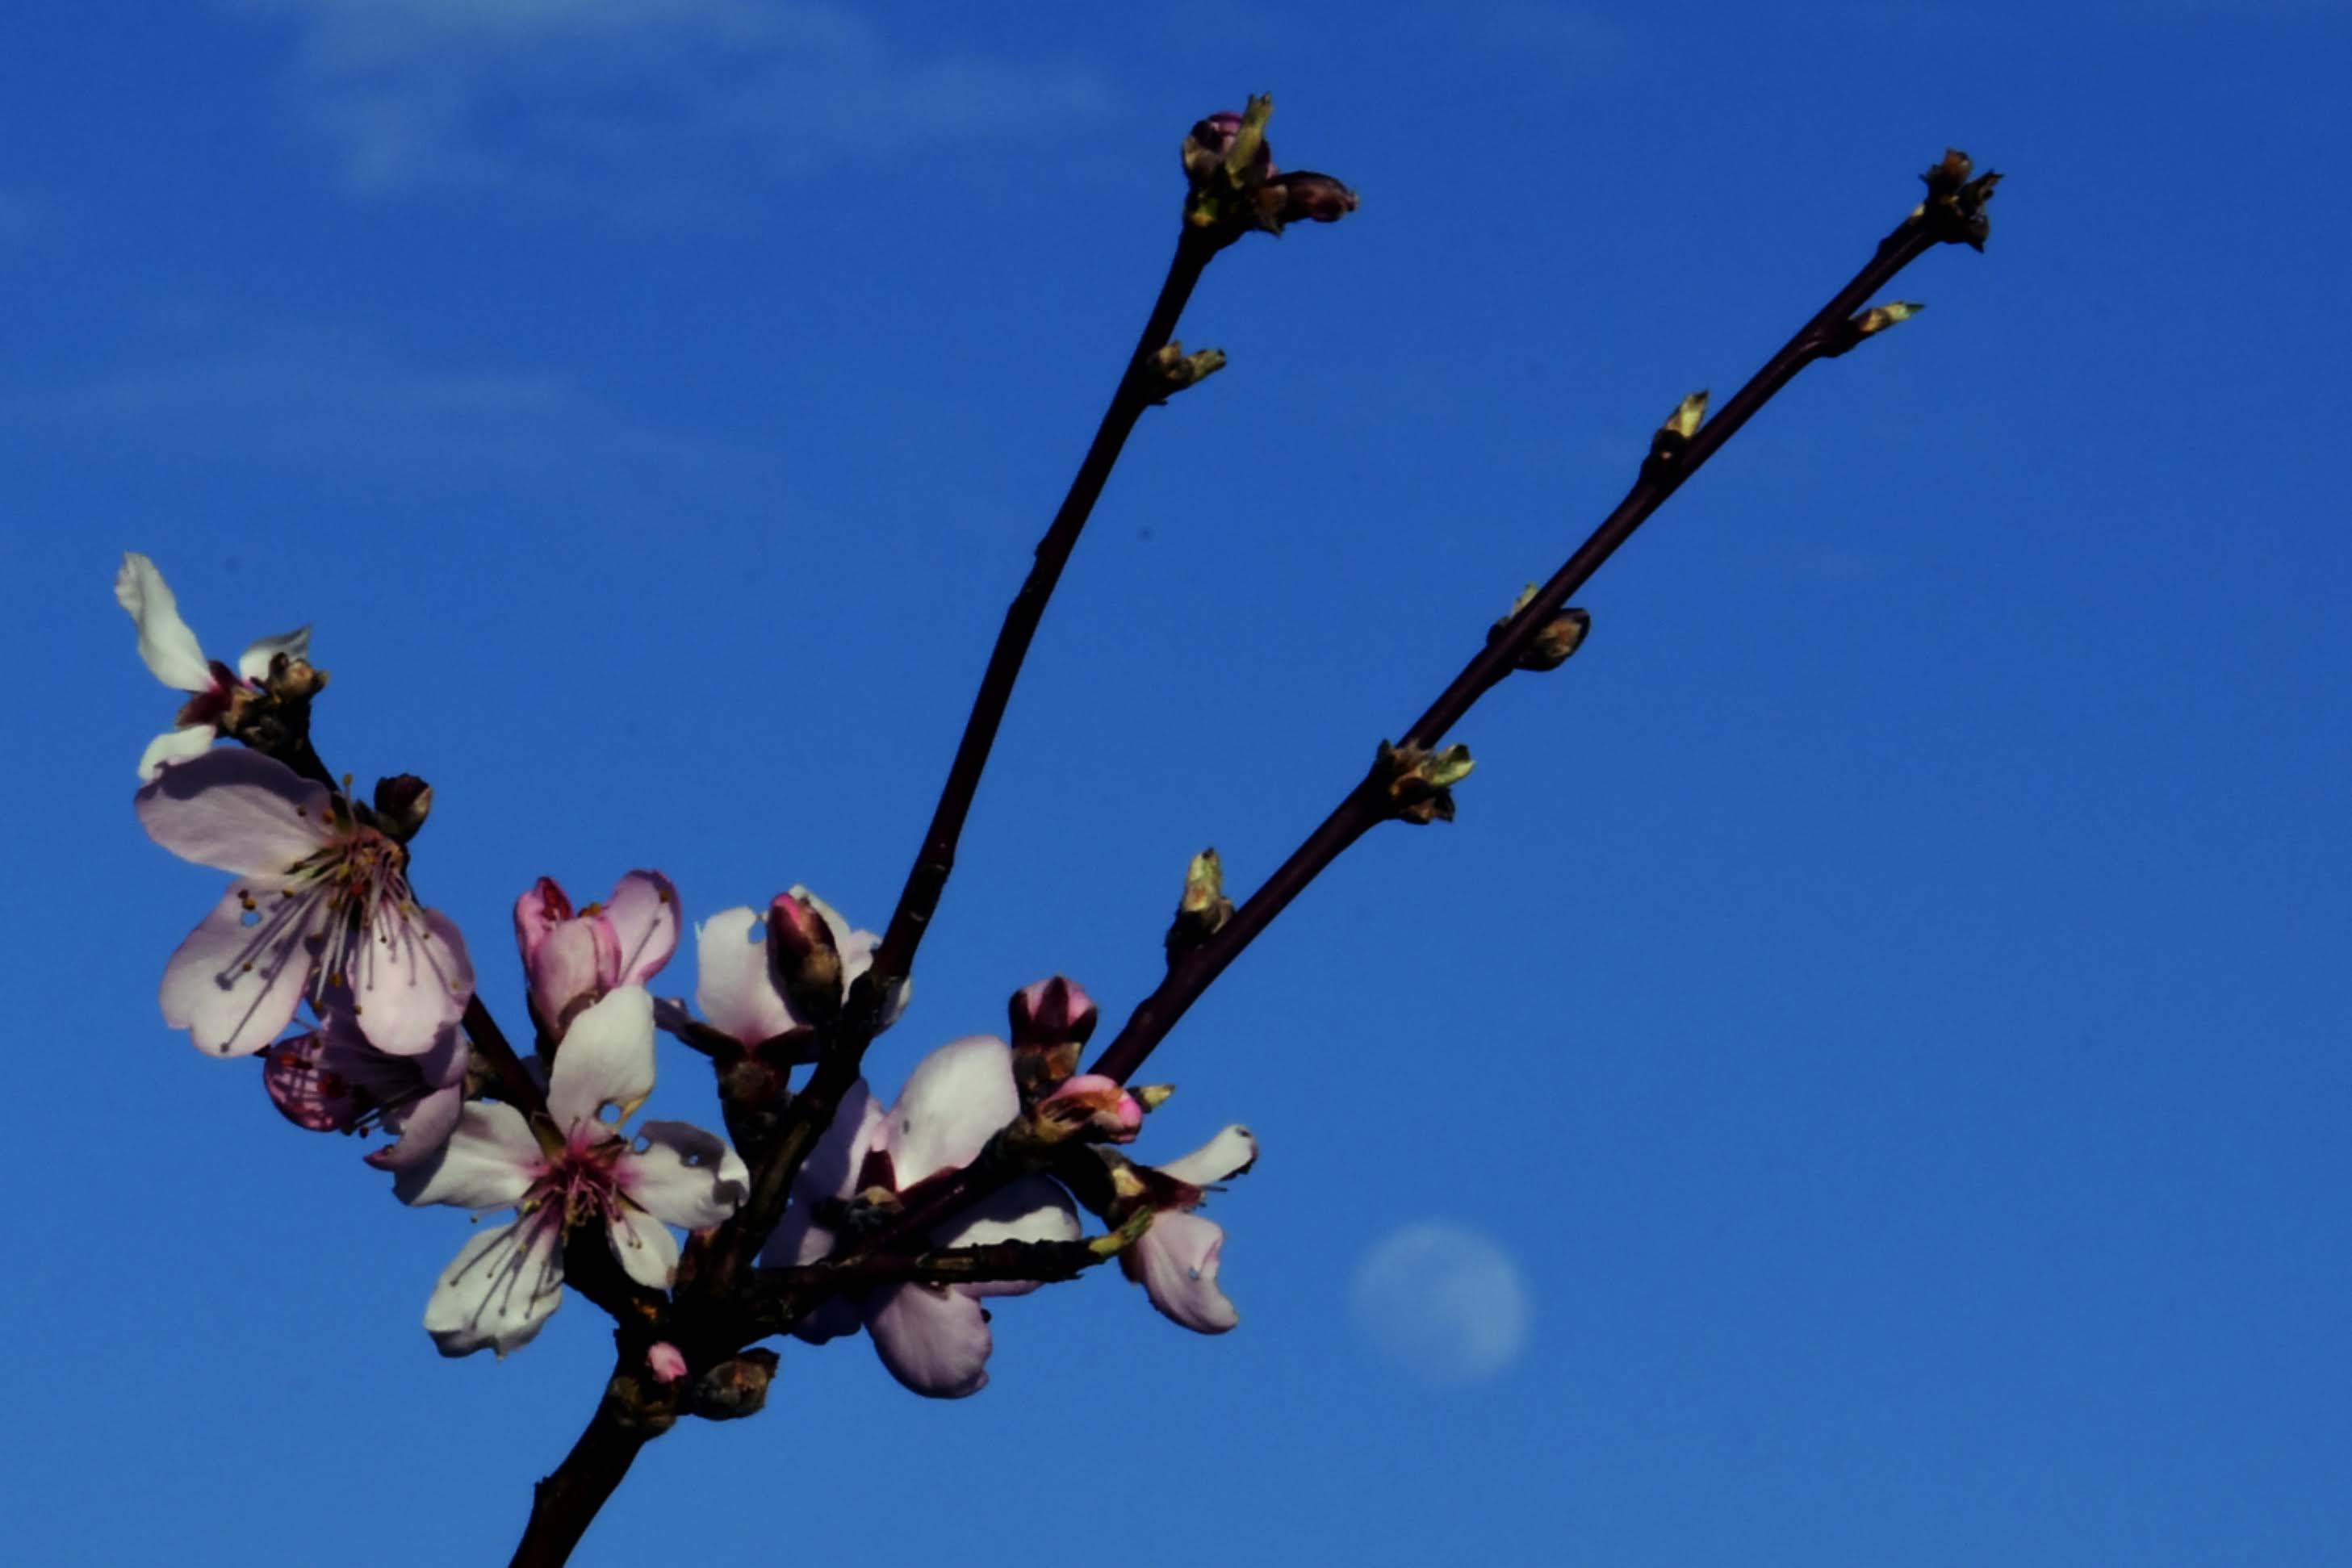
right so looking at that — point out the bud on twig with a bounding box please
[689,1349,779,1421]
[1820,299,1925,358]
[1035,1073,1145,1144]
[371,774,433,842]
[1010,975,1098,1102]
[1373,739,1475,825]
[764,892,843,1025]
[1139,342,1228,403]
[1906,148,2002,250]
[1643,391,1709,482]
[1166,848,1234,961]
[1488,585,1592,672]
[1180,96,1356,245]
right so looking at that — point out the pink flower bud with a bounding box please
[1269,172,1357,226]
[1008,975,1098,1051]
[765,890,844,1021]
[1183,110,1273,182]
[1039,1073,1145,1144]
[646,1342,688,1384]
[261,1029,368,1132]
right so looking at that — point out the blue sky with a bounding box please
[6,2,2350,1563]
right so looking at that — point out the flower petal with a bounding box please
[393,1101,541,1210]
[424,1212,565,1357]
[526,920,605,1037]
[136,749,330,875]
[366,1081,466,1171]
[349,905,475,1058]
[607,1199,682,1290]
[1157,1124,1260,1189]
[885,1035,1018,1187]
[1127,1211,1240,1333]
[136,724,217,782]
[693,905,796,1044]
[159,883,320,1057]
[792,885,904,1029]
[866,1282,992,1398]
[115,552,215,692]
[622,1119,747,1231]
[546,985,656,1133]
[235,625,312,684]
[936,1174,1081,1298]
[604,871,680,987]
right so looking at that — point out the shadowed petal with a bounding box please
[694,905,796,1043]
[546,986,656,1132]
[235,625,312,684]
[624,1119,747,1230]
[1158,1124,1260,1189]
[885,1035,1018,1187]
[867,1282,992,1398]
[349,906,475,1058]
[607,1200,683,1289]
[424,1213,565,1357]
[605,871,680,986]
[137,725,216,782]
[136,749,330,875]
[159,884,321,1057]
[1126,1211,1239,1333]
[394,1101,541,1210]
[366,1081,467,1171]
[936,1174,1081,1298]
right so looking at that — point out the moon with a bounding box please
[1351,1221,1532,1389]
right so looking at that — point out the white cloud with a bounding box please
[44,313,719,483]
[228,0,1109,201]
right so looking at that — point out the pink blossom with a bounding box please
[1121,1125,1258,1334]
[761,1035,1077,1398]
[513,872,679,1039]
[113,552,311,780]
[646,1342,688,1384]
[1039,1073,1145,1143]
[136,749,475,1058]
[396,988,748,1357]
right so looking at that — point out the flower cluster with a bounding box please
[119,557,1258,1392]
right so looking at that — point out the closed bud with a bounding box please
[765,891,843,1023]
[1166,848,1234,960]
[1036,1073,1145,1145]
[1643,390,1710,479]
[1909,148,2001,250]
[371,774,433,842]
[1489,585,1592,672]
[1010,976,1098,1051]
[262,1028,368,1132]
[1822,300,1925,358]
[1374,739,1475,826]
[1256,171,1358,232]
[691,1349,779,1421]
[645,1342,688,1385]
[1140,341,1228,403]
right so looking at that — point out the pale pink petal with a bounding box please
[1158,1124,1260,1188]
[760,1081,882,1342]
[235,625,312,684]
[512,878,571,968]
[424,1212,565,1357]
[136,749,330,875]
[885,1035,1019,1187]
[159,884,321,1057]
[349,905,475,1057]
[622,1119,747,1231]
[866,1282,993,1398]
[526,920,605,1035]
[115,552,214,692]
[136,724,216,782]
[646,1342,688,1383]
[936,1174,1082,1298]
[693,906,796,1043]
[366,1081,466,1170]
[604,871,680,987]
[393,1101,541,1210]
[606,1199,682,1289]
[546,985,656,1133]
[1128,1211,1239,1333]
